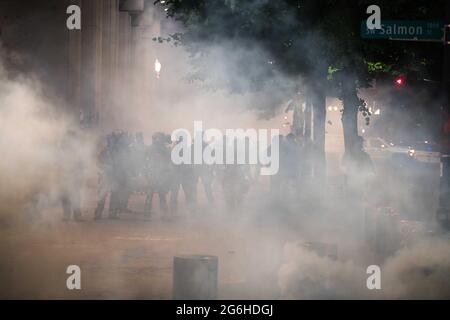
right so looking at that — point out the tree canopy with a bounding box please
[157,0,443,93]
[156,0,445,158]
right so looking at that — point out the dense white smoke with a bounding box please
[278,241,367,299]
[381,236,450,299]
[0,3,449,300]
[278,236,450,299]
[0,49,95,222]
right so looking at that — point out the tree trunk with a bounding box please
[304,96,312,140]
[341,81,360,158]
[312,85,326,182]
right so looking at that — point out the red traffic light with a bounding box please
[394,76,405,86]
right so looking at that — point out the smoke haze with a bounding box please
[0,2,449,300]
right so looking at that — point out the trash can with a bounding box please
[173,254,218,300]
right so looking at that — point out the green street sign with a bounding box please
[361,20,443,41]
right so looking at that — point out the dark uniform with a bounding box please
[127,132,147,202]
[271,133,301,202]
[131,132,146,189]
[221,164,251,211]
[144,133,173,218]
[198,141,215,204]
[59,130,84,221]
[108,131,133,219]
[220,136,251,211]
[170,142,198,215]
[94,144,113,219]
[342,136,374,199]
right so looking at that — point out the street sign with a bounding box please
[361,20,443,42]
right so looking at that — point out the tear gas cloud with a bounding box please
[0,2,449,300]
[0,51,95,221]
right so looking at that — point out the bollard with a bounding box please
[173,255,218,300]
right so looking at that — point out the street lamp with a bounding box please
[154,58,162,79]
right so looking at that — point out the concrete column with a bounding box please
[79,0,103,128]
[99,0,120,130]
[115,10,132,129]
[67,0,82,122]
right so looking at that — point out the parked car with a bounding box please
[363,137,414,161]
[408,141,441,164]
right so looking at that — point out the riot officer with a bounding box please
[342,135,374,199]
[108,131,133,219]
[220,136,251,211]
[59,130,84,221]
[144,132,173,218]
[128,132,147,200]
[198,140,215,204]
[94,136,114,220]
[170,138,198,215]
[269,133,301,205]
